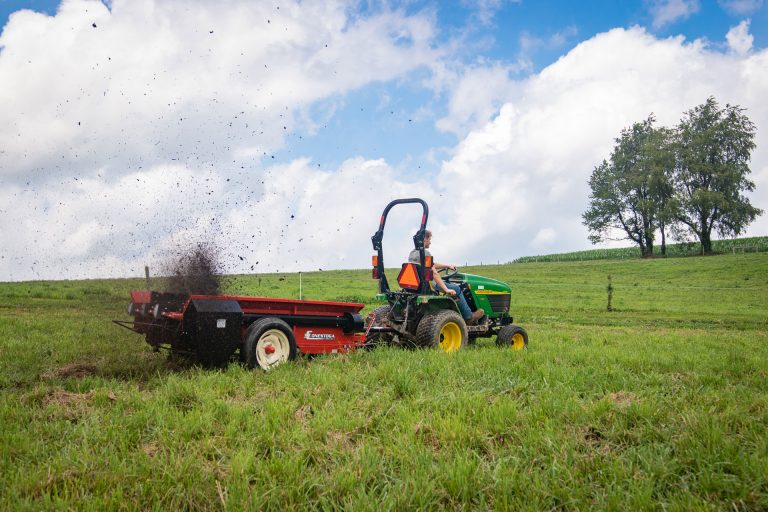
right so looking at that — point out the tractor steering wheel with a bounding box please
[438,266,460,280]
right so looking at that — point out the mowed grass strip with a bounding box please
[0,253,766,510]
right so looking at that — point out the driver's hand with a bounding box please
[449,264,457,271]
[444,289,457,296]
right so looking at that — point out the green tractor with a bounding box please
[366,198,528,352]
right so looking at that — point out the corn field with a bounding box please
[514,236,768,263]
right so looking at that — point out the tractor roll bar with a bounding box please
[371,198,430,294]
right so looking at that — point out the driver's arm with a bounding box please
[432,269,456,296]
[433,262,456,271]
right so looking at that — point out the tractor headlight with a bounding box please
[127,303,135,316]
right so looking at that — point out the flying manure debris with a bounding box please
[161,241,225,295]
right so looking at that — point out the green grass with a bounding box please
[1,253,767,510]
[514,235,768,262]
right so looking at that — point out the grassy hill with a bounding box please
[514,235,768,262]
[1,253,767,509]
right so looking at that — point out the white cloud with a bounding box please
[434,25,580,137]
[530,228,557,249]
[460,0,521,26]
[0,0,444,281]
[431,27,768,265]
[2,6,768,282]
[718,0,764,15]
[726,19,754,54]
[519,26,579,54]
[435,63,517,135]
[649,0,700,29]
[0,0,440,180]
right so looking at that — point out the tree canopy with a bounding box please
[673,97,762,253]
[583,97,762,256]
[582,116,674,257]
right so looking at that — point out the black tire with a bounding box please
[415,310,467,352]
[365,305,395,349]
[243,317,297,370]
[496,324,528,350]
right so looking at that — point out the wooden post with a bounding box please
[145,265,150,290]
[607,274,613,312]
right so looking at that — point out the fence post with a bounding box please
[607,274,613,312]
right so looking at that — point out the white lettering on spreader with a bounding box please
[304,331,335,340]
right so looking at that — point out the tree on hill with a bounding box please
[673,97,762,254]
[583,116,675,257]
[643,125,677,255]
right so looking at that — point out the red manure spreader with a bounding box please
[114,291,366,370]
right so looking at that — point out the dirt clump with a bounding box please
[43,389,95,406]
[40,363,98,380]
[607,391,638,407]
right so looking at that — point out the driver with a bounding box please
[408,230,485,324]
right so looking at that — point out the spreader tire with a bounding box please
[496,324,528,351]
[244,317,297,370]
[365,305,395,349]
[416,310,467,353]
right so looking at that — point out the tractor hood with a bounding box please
[455,273,512,294]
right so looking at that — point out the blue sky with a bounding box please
[1,0,767,280]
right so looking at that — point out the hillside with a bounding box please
[514,235,768,262]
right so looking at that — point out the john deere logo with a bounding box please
[304,331,335,340]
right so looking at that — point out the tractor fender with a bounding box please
[417,295,461,315]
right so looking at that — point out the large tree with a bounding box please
[673,97,762,254]
[583,116,675,257]
[646,126,678,255]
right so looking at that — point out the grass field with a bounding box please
[1,253,767,510]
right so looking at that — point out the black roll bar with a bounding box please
[371,198,430,294]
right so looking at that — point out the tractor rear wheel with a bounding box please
[496,324,528,350]
[416,310,467,353]
[243,317,297,370]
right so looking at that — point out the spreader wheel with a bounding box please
[416,310,467,353]
[244,317,297,370]
[496,324,528,351]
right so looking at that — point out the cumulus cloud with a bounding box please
[434,25,580,138]
[432,27,768,265]
[435,62,518,136]
[648,0,700,29]
[461,0,521,26]
[726,19,754,54]
[530,228,557,249]
[0,0,439,181]
[718,0,764,15]
[2,2,767,282]
[0,0,442,281]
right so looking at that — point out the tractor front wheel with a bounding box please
[243,317,297,370]
[416,310,467,353]
[496,324,528,350]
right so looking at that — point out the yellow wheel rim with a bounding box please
[511,332,526,351]
[439,322,462,353]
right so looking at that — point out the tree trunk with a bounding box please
[660,222,667,256]
[642,233,654,258]
[700,230,713,255]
